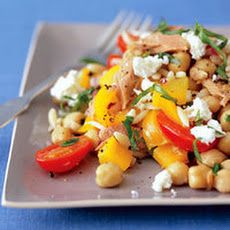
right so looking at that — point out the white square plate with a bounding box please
[2,23,230,208]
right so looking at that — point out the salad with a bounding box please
[35,20,230,194]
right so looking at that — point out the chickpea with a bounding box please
[203,95,221,113]
[190,59,216,81]
[51,125,72,144]
[96,163,123,188]
[84,129,100,147]
[221,159,230,170]
[188,165,213,190]
[217,132,230,155]
[198,149,226,167]
[63,112,85,133]
[190,67,208,81]
[197,88,210,98]
[168,52,191,72]
[219,103,230,116]
[167,161,188,185]
[188,78,201,91]
[214,169,230,193]
[219,110,230,132]
[196,59,216,76]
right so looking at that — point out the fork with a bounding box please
[0,11,152,128]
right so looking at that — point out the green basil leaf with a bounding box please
[155,19,188,35]
[225,114,230,122]
[194,110,203,126]
[61,138,79,147]
[71,87,95,112]
[123,116,138,151]
[157,52,181,65]
[193,139,202,163]
[80,57,105,65]
[131,84,177,106]
[212,163,221,176]
[195,23,228,80]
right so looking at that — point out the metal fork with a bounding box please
[0,12,152,128]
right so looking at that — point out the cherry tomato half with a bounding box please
[35,136,94,173]
[117,32,139,53]
[157,110,218,152]
[107,54,122,68]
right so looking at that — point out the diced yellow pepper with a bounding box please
[94,86,119,127]
[152,92,182,125]
[153,143,188,168]
[98,136,133,171]
[77,116,97,134]
[99,65,120,87]
[78,68,90,89]
[163,77,189,105]
[142,110,169,149]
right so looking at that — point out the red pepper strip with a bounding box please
[157,110,218,152]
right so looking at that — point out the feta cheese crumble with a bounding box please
[152,170,172,192]
[50,70,82,100]
[141,78,154,91]
[190,125,216,144]
[182,31,206,60]
[133,55,169,78]
[185,97,212,121]
[207,119,226,137]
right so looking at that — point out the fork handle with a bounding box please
[0,63,80,128]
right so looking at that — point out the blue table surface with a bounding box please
[1,0,230,229]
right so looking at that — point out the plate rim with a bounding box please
[2,22,230,208]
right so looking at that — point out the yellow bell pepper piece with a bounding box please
[77,116,97,134]
[99,65,120,87]
[152,92,182,125]
[142,110,168,149]
[153,143,188,168]
[98,136,133,171]
[163,77,189,105]
[78,68,90,89]
[94,86,119,127]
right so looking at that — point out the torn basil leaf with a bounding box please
[61,138,79,147]
[123,116,138,151]
[131,84,177,106]
[80,57,105,65]
[225,114,230,122]
[212,163,221,176]
[157,52,181,65]
[155,19,189,35]
[71,87,95,112]
[193,139,202,163]
[195,23,228,80]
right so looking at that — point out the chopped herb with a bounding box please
[155,19,189,35]
[193,139,202,163]
[123,116,138,151]
[71,87,95,112]
[207,125,225,137]
[194,110,203,126]
[157,52,180,65]
[131,84,177,105]
[62,95,75,101]
[80,57,105,65]
[61,138,79,147]
[225,114,230,122]
[194,23,228,80]
[212,163,222,176]
[142,51,151,58]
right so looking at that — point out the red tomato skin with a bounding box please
[157,111,218,152]
[107,54,122,68]
[117,34,127,53]
[36,137,94,173]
